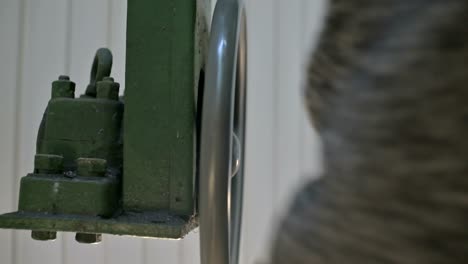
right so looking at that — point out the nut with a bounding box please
[52,75,75,99]
[31,231,57,241]
[96,77,120,101]
[76,158,107,177]
[75,233,102,244]
[34,154,64,174]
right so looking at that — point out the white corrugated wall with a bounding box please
[0,0,326,263]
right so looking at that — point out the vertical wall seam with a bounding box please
[271,0,280,212]
[106,0,113,48]
[64,0,73,76]
[142,239,147,264]
[12,0,26,263]
[179,240,185,264]
[298,0,307,174]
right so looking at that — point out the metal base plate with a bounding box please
[0,211,197,239]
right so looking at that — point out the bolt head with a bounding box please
[34,154,64,174]
[31,231,57,241]
[75,233,102,244]
[77,158,107,177]
[52,75,75,99]
[97,77,119,101]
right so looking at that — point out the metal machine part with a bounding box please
[0,0,205,240]
[199,0,247,263]
[0,48,198,240]
[0,0,249,263]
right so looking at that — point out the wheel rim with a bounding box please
[199,0,247,263]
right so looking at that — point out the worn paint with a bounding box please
[123,0,198,216]
[0,0,209,240]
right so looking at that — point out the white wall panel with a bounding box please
[108,0,127,90]
[299,0,327,182]
[0,1,22,263]
[103,236,144,264]
[68,0,109,94]
[0,0,326,263]
[241,0,276,263]
[180,230,201,264]
[14,1,69,263]
[274,0,304,213]
[144,238,181,264]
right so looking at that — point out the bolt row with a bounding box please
[32,155,107,243]
[32,231,102,244]
[52,75,120,100]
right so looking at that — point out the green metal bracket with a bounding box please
[0,0,208,242]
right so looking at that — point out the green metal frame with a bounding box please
[0,0,208,240]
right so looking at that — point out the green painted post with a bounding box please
[123,0,198,216]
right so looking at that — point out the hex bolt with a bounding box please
[96,77,120,101]
[52,75,76,99]
[34,154,64,174]
[75,233,102,244]
[76,158,107,177]
[31,231,57,241]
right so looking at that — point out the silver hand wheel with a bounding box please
[199,0,247,263]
